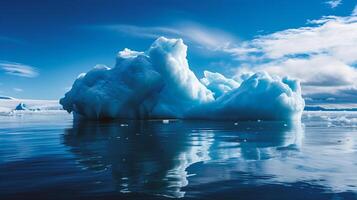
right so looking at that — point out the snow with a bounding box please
[60,37,305,121]
[200,70,240,98]
[189,72,305,121]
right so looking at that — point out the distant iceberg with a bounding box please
[0,98,63,116]
[60,37,304,121]
[15,102,28,111]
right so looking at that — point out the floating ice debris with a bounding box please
[163,119,170,124]
[327,116,357,127]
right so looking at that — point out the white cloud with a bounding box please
[240,15,357,63]
[232,13,357,104]
[326,0,342,8]
[13,88,23,92]
[176,23,236,51]
[0,61,39,78]
[91,23,238,54]
[247,55,357,87]
[100,24,179,39]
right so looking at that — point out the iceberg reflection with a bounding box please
[63,120,303,198]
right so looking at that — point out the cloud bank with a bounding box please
[92,23,237,54]
[233,13,357,105]
[325,0,342,8]
[0,61,38,78]
[60,37,304,121]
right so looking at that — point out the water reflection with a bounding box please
[63,120,303,198]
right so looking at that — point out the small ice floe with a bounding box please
[162,119,169,124]
[326,116,357,127]
[234,122,238,125]
[120,123,128,127]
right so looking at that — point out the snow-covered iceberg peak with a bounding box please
[60,37,304,121]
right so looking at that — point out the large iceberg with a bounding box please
[60,37,304,121]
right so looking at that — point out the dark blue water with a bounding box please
[1,112,357,200]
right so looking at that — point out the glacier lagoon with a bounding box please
[0,111,357,199]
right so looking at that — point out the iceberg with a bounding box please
[60,37,304,121]
[15,102,28,111]
[189,72,305,121]
[200,70,240,98]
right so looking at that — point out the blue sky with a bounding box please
[1,0,357,103]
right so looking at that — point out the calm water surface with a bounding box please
[0,111,357,200]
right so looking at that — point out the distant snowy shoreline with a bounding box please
[0,97,63,115]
